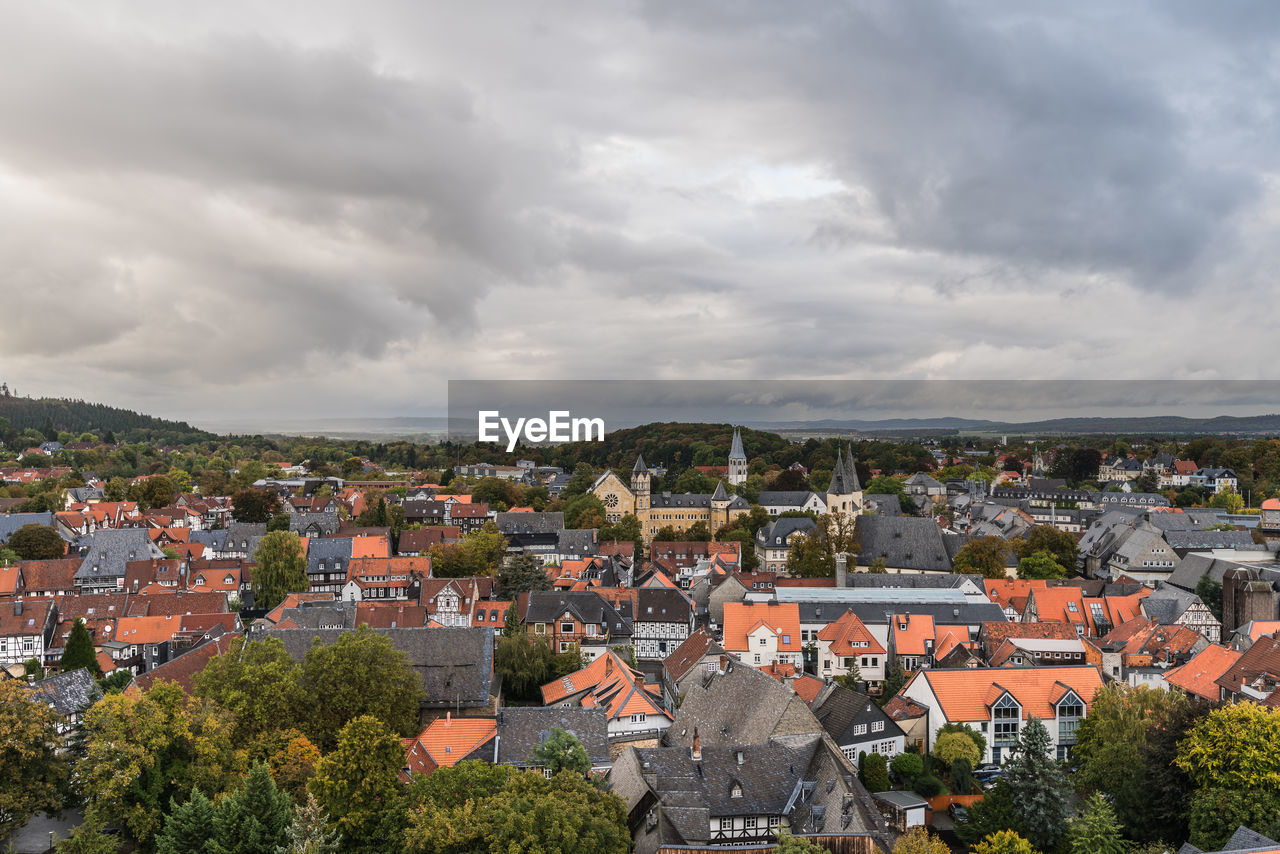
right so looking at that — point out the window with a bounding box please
[853,724,867,736]
[993,694,1020,746]
[872,720,884,732]
[630,713,646,723]
[754,654,761,664]
[759,637,767,646]
[560,622,574,633]
[744,817,757,830]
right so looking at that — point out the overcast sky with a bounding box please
[2,1,1278,428]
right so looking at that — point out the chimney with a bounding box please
[13,601,22,616]
[691,727,701,760]
[835,553,848,588]
[736,748,744,765]
[445,711,452,727]
[605,655,613,676]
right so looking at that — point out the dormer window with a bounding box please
[730,783,742,799]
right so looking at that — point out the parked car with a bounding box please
[973,763,1004,783]
[948,803,969,822]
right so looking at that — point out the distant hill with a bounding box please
[541,421,792,472]
[750,413,1280,437]
[0,393,213,443]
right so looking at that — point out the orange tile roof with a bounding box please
[722,602,802,653]
[350,535,391,559]
[816,609,885,656]
[892,613,936,656]
[1164,645,1240,701]
[264,591,334,623]
[0,566,19,596]
[113,615,185,645]
[540,650,670,724]
[1243,621,1280,643]
[1028,587,1087,626]
[907,665,1105,722]
[983,579,1049,612]
[404,715,497,772]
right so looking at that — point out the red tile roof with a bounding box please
[722,602,802,654]
[1165,645,1240,701]
[905,666,1105,722]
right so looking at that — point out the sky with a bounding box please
[2,1,1278,429]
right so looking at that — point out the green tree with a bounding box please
[1067,792,1126,854]
[231,488,282,524]
[1209,486,1245,514]
[135,475,177,510]
[1175,701,1280,792]
[267,512,292,533]
[60,617,103,678]
[1196,575,1224,622]
[865,475,915,514]
[0,680,71,840]
[53,812,122,854]
[969,829,1040,854]
[1015,551,1069,581]
[299,626,425,751]
[430,526,508,578]
[530,727,592,776]
[213,761,292,854]
[891,826,950,853]
[955,780,1025,846]
[279,794,341,854]
[309,716,407,854]
[7,523,66,560]
[773,828,826,853]
[890,752,924,782]
[81,682,245,846]
[787,530,833,577]
[952,536,1011,579]
[951,756,975,795]
[859,752,890,792]
[933,730,981,769]
[194,636,306,740]
[252,531,310,612]
[938,722,987,759]
[498,553,552,597]
[247,729,322,803]
[404,767,629,854]
[1187,788,1280,852]
[155,790,220,854]
[878,660,907,706]
[496,633,555,702]
[1071,683,1187,840]
[1003,717,1071,851]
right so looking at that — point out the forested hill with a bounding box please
[537,422,792,472]
[0,391,213,444]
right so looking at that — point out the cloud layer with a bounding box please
[1,1,1277,425]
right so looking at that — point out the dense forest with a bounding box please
[0,388,213,445]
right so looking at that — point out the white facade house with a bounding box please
[897,666,1105,764]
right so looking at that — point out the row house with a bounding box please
[1163,644,1242,702]
[341,556,433,602]
[897,665,1105,763]
[722,601,802,669]
[519,590,634,657]
[0,599,58,667]
[1159,460,1202,489]
[632,587,694,660]
[754,517,818,573]
[1190,468,1239,495]
[540,649,671,740]
[814,608,886,688]
[1094,617,1208,687]
[810,683,906,768]
[445,502,491,533]
[1214,635,1280,703]
[1021,584,1149,638]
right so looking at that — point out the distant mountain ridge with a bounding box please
[748,413,1280,436]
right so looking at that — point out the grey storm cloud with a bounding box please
[0,0,1277,424]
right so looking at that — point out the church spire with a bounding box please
[844,444,862,492]
[729,428,745,461]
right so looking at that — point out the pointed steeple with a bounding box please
[829,447,849,495]
[729,428,746,461]
[844,444,862,492]
[711,481,729,501]
[632,454,648,474]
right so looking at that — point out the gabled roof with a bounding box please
[404,716,497,772]
[663,628,725,683]
[1165,645,1241,701]
[891,612,936,656]
[1216,636,1280,697]
[906,665,1105,722]
[494,706,612,769]
[541,650,669,724]
[722,602,801,653]
[816,609,885,656]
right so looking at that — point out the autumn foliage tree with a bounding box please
[252,531,309,611]
[309,716,407,854]
[0,679,71,839]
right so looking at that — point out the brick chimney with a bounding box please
[691,727,701,761]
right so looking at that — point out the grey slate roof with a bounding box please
[25,668,102,716]
[495,707,612,769]
[495,511,565,535]
[67,487,104,504]
[828,448,852,496]
[633,454,648,474]
[633,740,820,818]
[729,428,746,461]
[637,587,693,623]
[1165,529,1256,550]
[797,600,1007,627]
[649,491,749,510]
[756,516,818,548]
[670,659,821,747]
[710,481,729,501]
[222,523,268,552]
[811,685,905,747]
[0,512,56,544]
[757,491,818,507]
[839,573,982,590]
[556,529,599,558]
[863,494,902,516]
[1091,491,1170,507]
[74,529,163,581]
[189,530,229,552]
[306,538,355,576]
[267,626,495,708]
[524,591,633,637]
[1167,554,1255,592]
[855,515,953,573]
[290,512,340,536]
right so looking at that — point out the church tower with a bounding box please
[710,480,731,531]
[826,446,863,520]
[728,428,748,486]
[631,454,651,513]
